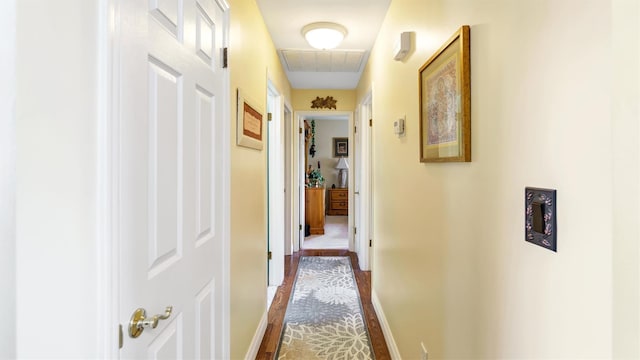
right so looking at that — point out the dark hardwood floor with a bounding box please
[255,249,391,360]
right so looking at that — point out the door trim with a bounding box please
[98,1,231,356]
[97,1,119,355]
[356,90,373,271]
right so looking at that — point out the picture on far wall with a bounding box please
[333,137,348,157]
[419,25,471,163]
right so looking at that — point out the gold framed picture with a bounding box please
[236,88,263,150]
[419,25,471,162]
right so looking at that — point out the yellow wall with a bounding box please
[292,89,356,111]
[228,1,291,358]
[358,0,639,358]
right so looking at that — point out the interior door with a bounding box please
[353,115,361,255]
[297,118,306,251]
[284,106,292,255]
[117,0,228,357]
[356,97,372,271]
[267,84,284,287]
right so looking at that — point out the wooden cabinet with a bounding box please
[327,188,348,215]
[305,187,325,235]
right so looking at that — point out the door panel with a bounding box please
[147,56,183,278]
[117,0,227,357]
[195,86,214,246]
[150,0,183,39]
[194,280,215,358]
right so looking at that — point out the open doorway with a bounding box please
[294,111,354,251]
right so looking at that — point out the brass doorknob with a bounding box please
[128,306,173,338]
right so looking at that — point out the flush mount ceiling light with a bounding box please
[302,22,347,50]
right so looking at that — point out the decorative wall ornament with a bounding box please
[309,120,317,157]
[311,96,337,110]
[525,187,557,252]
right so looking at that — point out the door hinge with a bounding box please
[222,47,228,68]
[268,112,273,121]
[299,127,303,134]
[369,239,372,247]
[299,224,302,230]
[354,126,357,134]
[268,251,272,260]
[119,324,123,349]
[369,118,373,127]
[354,227,357,235]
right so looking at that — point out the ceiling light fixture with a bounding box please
[302,22,347,50]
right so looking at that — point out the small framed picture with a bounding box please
[236,88,263,150]
[333,137,348,157]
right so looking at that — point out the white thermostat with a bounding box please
[394,117,405,135]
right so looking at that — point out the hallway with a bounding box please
[256,250,390,359]
[5,0,640,358]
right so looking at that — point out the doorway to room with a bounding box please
[296,112,353,251]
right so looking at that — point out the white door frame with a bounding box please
[99,1,231,356]
[283,104,294,256]
[356,91,373,270]
[267,79,284,287]
[295,117,305,252]
[293,110,355,252]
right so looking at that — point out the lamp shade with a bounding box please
[302,22,347,50]
[335,157,349,170]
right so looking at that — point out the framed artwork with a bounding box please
[236,88,263,150]
[333,137,348,157]
[419,25,471,162]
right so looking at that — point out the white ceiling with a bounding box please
[255,0,392,89]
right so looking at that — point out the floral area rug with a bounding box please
[276,256,374,360]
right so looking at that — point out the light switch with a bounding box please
[525,187,557,252]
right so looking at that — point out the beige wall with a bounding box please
[228,1,291,358]
[0,1,16,358]
[292,89,356,111]
[358,0,639,358]
[16,0,99,356]
[309,119,349,187]
[612,0,640,357]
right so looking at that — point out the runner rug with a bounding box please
[276,256,374,360]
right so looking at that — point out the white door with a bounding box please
[116,0,228,358]
[356,96,372,271]
[267,84,284,287]
[284,106,293,256]
[297,118,306,251]
[353,114,361,256]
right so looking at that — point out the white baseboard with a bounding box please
[371,290,402,359]
[244,309,268,360]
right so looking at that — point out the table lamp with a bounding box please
[335,157,349,188]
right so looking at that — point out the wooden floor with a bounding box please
[255,249,391,360]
